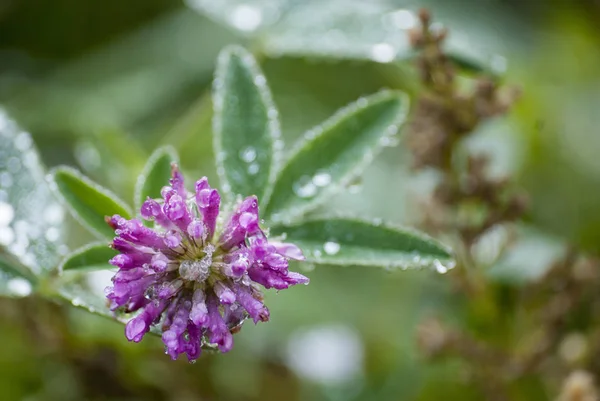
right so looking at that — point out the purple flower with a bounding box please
[105,164,309,361]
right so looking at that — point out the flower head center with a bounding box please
[178,243,216,283]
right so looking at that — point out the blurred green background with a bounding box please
[1,0,599,400]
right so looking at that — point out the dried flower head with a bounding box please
[105,164,309,361]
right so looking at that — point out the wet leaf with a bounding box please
[0,109,66,275]
[264,90,408,222]
[134,146,179,212]
[50,166,132,239]
[271,217,453,271]
[213,45,280,202]
[59,242,117,272]
[187,1,502,74]
[0,252,35,297]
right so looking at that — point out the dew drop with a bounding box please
[254,75,267,86]
[433,260,448,274]
[6,157,21,173]
[0,227,14,246]
[239,146,257,163]
[323,241,340,256]
[380,135,400,147]
[383,9,417,30]
[14,132,32,151]
[0,202,15,226]
[229,4,262,32]
[44,203,64,225]
[45,227,60,242]
[293,175,317,198]
[247,163,259,175]
[301,263,315,272]
[7,278,32,297]
[346,177,363,194]
[0,172,13,188]
[313,249,322,258]
[370,43,396,63]
[312,170,331,187]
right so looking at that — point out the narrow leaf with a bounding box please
[134,146,179,212]
[0,252,35,297]
[59,242,117,272]
[50,166,132,239]
[188,2,501,75]
[0,109,65,275]
[264,91,408,221]
[213,45,280,202]
[270,218,453,271]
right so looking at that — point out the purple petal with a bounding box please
[194,177,220,240]
[141,198,174,229]
[219,196,261,250]
[248,267,290,290]
[189,289,209,327]
[206,295,234,352]
[233,284,269,323]
[170,163,187,197]
[187,219,205,242]
[162,190,192,231]
[114,218,167,250]
[185,322,202,361]
[214,281,236,305]
[125,300,167,342]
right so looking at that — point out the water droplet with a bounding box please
[44,203,64,225]
[301,263,315,272]
[239,146,257,163]
[45,227,60,242]
[189,359,197,365]
[312,171,331,187]
[379,135,400,147]
[254,75,267,86]
[0,172,13,188]
[346,177,363,194]
[229,4,262,32]
[0,227,14,245]
[370,43,396,63]
[293,175,317,198]
[247,163,259,175]
[383,9,417,30]
[313,249,322,258]
[323,241,340,256]
[433,260,448,274]
[6,157,20,173]
[7,278,32,297]
[14,132,32,151]
[0,202,15,226]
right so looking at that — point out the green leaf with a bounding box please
[134,146,179,212]
[50,166,132,239]
[0,252,35,297]
[59,242,117,272]
[213,45,279,202]
[55,270,120,321]
[188,1,503,75]
[264,90,408,222]
[270,217,453,271]
[0,109,66,275]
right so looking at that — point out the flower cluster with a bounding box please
[105,165,308,361]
